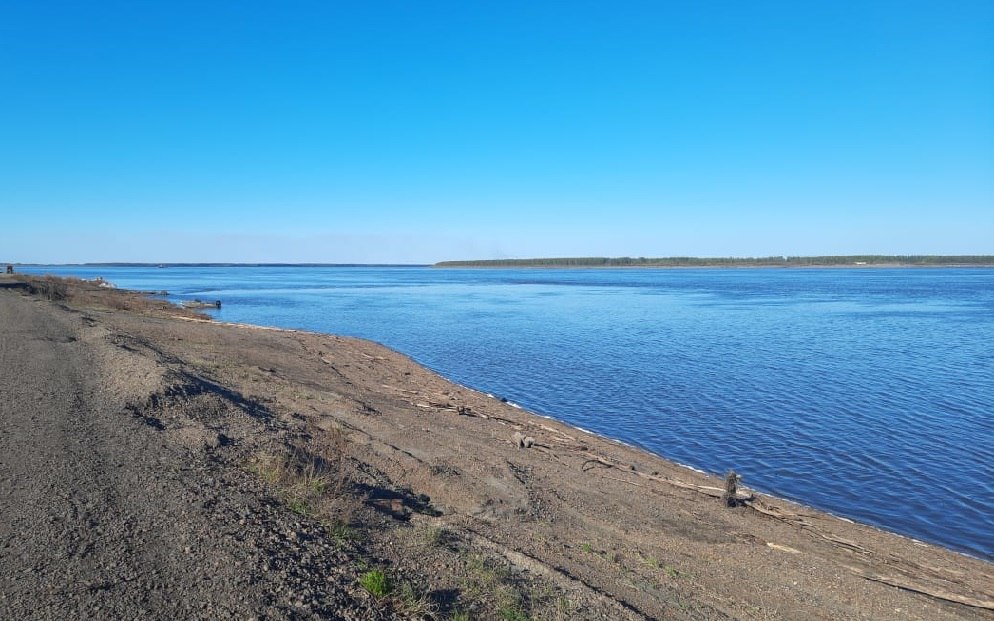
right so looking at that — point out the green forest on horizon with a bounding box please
[435,256,994,268]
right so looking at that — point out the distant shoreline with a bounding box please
[433,263,993,270]
[434,255,994,269]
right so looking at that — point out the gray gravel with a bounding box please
[0,292,384,620]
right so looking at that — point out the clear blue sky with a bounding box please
[2,1,992,263]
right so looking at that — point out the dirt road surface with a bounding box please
[0,291,383,620]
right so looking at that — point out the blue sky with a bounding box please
[2,1,992,263]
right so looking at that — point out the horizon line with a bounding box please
[7,254,994,268]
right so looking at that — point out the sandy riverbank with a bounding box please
[1,274,991,620]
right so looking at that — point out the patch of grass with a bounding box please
[460,553,526,617]
[664,565,683,579]
[286,453,331,496]
[465,553,510,590]
[525,581,575,620]
[457,551,574,621]
[499,607,530,621]
[328,521,356,542]
[638,552,686,579]
[580,542,593,554]
[451,611,471,621]
[247,438,352,523]
[288,498,312,516]
[553,595,575,619]
[249,449,331,495]
[397,581,438,617]
[246,453,285,485]
[359,569,392,598]
[420,524,451,549]
[29,276,69,300]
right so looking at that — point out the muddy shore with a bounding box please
[1,276,992,620]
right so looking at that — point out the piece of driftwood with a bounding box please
[744,499,870,554]
[599,474,646,487]
[182,299,221,309]
[846,566,994,610]
[581,455,743,500]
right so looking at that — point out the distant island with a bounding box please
[435,255,994,268]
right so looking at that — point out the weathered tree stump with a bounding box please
[723,470,740,507]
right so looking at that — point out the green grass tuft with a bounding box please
[359,569,391,598]
[499,607,530,621]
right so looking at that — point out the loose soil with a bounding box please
[1,276,992,620]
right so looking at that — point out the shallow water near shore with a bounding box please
[22,265,994,561]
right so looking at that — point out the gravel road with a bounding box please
[0,292,381,620]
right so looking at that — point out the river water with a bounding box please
[21,265,994,560]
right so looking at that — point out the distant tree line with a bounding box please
[434,256,994,268]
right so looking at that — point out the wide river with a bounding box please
[22,265,994,560]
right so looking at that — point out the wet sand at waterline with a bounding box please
[1,275,991,620]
